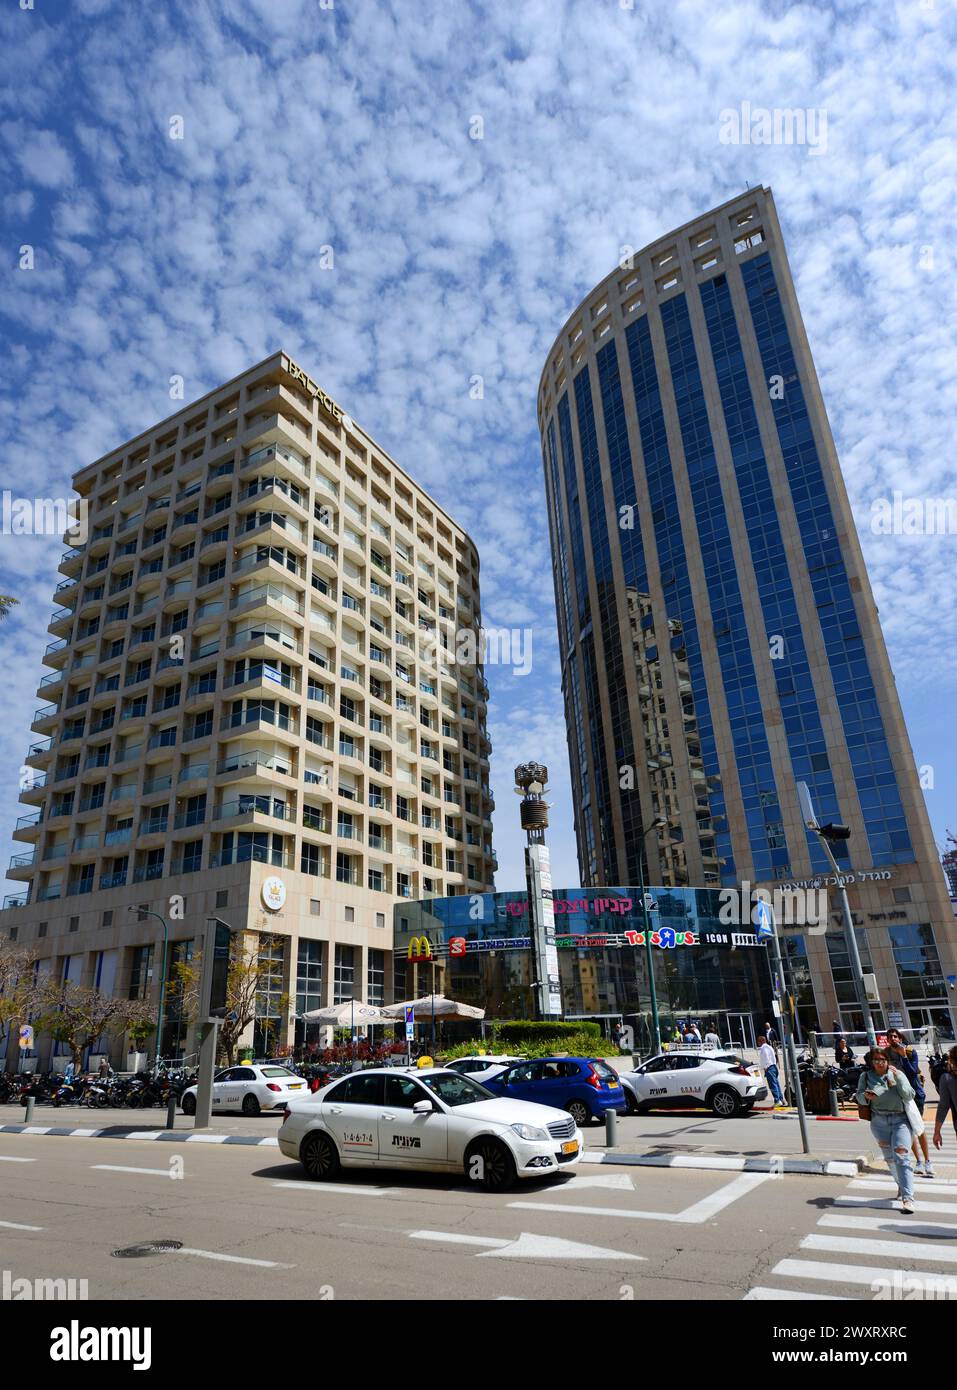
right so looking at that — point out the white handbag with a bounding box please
[905,1097,925,1138]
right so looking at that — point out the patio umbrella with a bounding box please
[301,999,395,1063]
[301,1000,393,1026]
[381,993,485,1050]
[380,994,485,1021]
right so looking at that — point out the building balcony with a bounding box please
[215,750,293,782]
[210,846,294,869]
[99,871,128,890]
[13,811,42,838]
[8,852,36,877]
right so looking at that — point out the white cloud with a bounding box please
[2,0,955,898]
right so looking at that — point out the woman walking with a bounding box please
[856,1047,917,1213]
[885,1027,935,1177]
[932,1046,957,1154]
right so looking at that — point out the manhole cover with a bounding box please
[111,1240,183,1259]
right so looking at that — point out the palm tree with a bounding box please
[0,596,18,621]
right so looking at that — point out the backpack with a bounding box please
[929,1053,947,1088]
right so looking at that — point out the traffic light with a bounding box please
[199,918,234,1021]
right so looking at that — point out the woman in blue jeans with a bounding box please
[857,1047,916,1212]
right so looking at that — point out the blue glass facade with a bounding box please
[741,253,912,866]
[699,271,841,874]
[625,314,735,883]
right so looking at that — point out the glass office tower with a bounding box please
[537,187,955,1037]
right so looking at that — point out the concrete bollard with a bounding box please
[24,1095,35,1123]
[605,1108,617,1147]
[166,1095,177,1130]
[829,1087,840,1117]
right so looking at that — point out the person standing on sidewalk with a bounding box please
[885,1027,935,1178]
[857,1047,917,1213]
[932,1046,957,1153]
[757,1033,785,1107]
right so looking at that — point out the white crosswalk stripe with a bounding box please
[742,1171,957,1300]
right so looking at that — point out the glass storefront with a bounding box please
[394,886,771,1050]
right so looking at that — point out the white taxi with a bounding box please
[180,1064,309,1116]
[278,1066,584,1190]
[619,1049,767,1117]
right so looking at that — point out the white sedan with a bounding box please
[180,1064,310,1116]
[278,1066,583,1190]
[444,1054,526,1085]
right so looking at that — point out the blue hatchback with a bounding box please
[482,1056,627,1127]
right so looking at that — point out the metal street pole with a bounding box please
[816,833,877,1047]
[129,907,168,1070]
[639,820,666,1056]
[760,901,810,1155]
[796,782,877,1048]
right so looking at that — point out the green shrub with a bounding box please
[438,1033,607,1063]
[494,1020,602,1043]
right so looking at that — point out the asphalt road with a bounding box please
[6,1100,956,1168]
[3,1132,957,1302]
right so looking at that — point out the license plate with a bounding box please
[288,1084,303,1089]
[606,1080,619,1088]
[562,1140,579,1155]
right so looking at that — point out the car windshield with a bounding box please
[419,1073,495,1106]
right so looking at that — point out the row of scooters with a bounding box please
[0,1069,198,1109]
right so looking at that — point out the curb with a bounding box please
[580,1149,865,1176]
[0,1123,279,1146]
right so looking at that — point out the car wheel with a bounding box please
[566,1099,590,1128]
[465,1137,517,1192]
[242,1094,261,1117]
[708,1086,742,1118]
[301,1131,340,1182]
[181,1093,196,1116]
[624,1088,639,1115]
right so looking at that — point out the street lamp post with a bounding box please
[128,907,169,1070]
[638,818,667,1056]
[796,782,877,1047]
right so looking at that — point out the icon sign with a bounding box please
[755,900,774,940]
[261,876,286,911]
[405,1004,415,1041]
[18,1025,33,1050]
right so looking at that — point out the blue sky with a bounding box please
[1,0,955,899]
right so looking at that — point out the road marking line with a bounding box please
[0,1155,35,1163]
[850,1178,957,1195]
[819,1213,957,1238]
[0,1219,44,1231]
[673,1171,771,1222]
[409,1229,644,1261]
[91,1164,174,1177]
[271,1181,386,1196]
[509,1200,674,1222]
[744,1286,850,1300]
[174,1247,293,1268]
[511,1170,770,1225]
[802,1233,957,1263]
[835,1196,957,1216]
[773,1257,957,1290]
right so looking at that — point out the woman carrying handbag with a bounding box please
[856,1046,917,1213]
[932,1046,957,1155]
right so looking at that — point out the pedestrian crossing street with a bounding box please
[745,1174,957,1300]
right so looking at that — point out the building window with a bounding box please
[367,949,385,1007]
[216,890,228,908]
[333,944,354,1003]
[69,916,79,933]
[38,922,47,938]
[893,888,912,905]
[889,924,947,1004]
[296,939,322,1017]
[310,899,321,916]
[128,944,154,1001]
[375,912,385,930]
[825,929,874,1009]
[102,910,113,927]
[253,935,286,1057]
[8,927,17,942]
[344,906,355,923]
